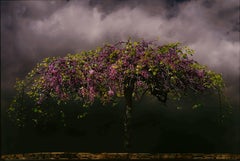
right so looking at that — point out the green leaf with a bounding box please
[192,104,202,109]
[77,112,87,119]
[33,108,38,113]
[177,106,182,110]
[32,119,38,124]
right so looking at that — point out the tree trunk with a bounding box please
[124,92,133,152]
[123,79,134,152]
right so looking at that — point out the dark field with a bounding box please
[1,94,240,155]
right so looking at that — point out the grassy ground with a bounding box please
[1,152,240,160]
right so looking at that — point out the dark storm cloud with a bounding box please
[1,0,239,105]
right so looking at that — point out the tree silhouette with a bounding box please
[8,39,224,151]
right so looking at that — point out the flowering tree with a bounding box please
[9,39,224,151]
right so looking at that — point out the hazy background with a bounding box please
[1,0,239,154]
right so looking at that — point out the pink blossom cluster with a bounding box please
[21,40,223,106]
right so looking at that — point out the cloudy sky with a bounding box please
[1,0,239,106]
[1,0,240,154]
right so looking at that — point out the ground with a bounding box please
[1,152,240,160]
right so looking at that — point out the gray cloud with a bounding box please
[1,0,239,105]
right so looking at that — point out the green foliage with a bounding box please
[8,39,226,127]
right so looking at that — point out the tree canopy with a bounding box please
[8,39,224,126]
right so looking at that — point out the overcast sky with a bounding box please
[1,0,239,106]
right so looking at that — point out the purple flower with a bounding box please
[141,70,149,78]
[89,86,95,101]
[136,81,144,87]
[197,70,204,78]
[55,85,60,94]
[89,69,95,75]
[109,66,117,79]
[108,89,114,96]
